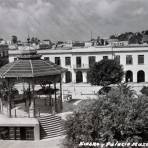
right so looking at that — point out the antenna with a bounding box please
[91,31,92,41]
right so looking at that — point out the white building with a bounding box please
[9,45,148,84]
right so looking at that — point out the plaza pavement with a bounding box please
[0,135,65,148]
[14,82,146,100]
[0,82,147,148]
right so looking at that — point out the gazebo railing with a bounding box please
[12,108,41,118]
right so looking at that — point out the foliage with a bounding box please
[128,33,143,44]
[64,84,148,148]
[109,31,145,44]
[31,37,40,45]
[87,59,124,86]
[141,86,148,96]
[11,35,18,44]
[0,58,9,67]
[36,86,58,95]
[114,83,136,98]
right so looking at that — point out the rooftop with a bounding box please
[0,116,39,126]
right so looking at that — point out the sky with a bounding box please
[0,0,148,41]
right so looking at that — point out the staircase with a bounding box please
[39,114,65,139]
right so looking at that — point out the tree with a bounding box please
[11,35,18,44]
[64,84,148,147]
[87,59,124,86]
[141,86,148,96]
[128,33,143,44]
[31,37,40,45]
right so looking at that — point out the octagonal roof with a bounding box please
[0,47,67,78]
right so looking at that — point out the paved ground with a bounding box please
[14,82,148,100]
[0,135,65,148]
[1,82,147,148]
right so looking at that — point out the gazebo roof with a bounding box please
[0,47,67,78]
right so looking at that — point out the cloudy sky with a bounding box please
[0,0,148,41]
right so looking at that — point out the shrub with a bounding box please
[64,84,148,147]
[141,86,148,96]
[87,59,124,86]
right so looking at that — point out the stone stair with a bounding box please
[39,114,65,139]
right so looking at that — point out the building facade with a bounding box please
[9,45,148,84]
[0,44,9,67]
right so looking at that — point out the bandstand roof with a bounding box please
[0,46,67,78]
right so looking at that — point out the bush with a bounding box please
[87,59,124,86]
[141,86,148,96]
[64,84,148,147]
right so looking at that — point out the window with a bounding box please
[14,58,17,61]
[4,51,8,57]
[103,56,108,60]
[0,52,4,57]
[115,55,120,64]
[44,57,50,61]
[138,55,144,64]
[76,57,81,67]
[25,127,34,140]
[89,56,96,67]
[55,57,61,65]
[65,57,71,66]
[126,55,133,65]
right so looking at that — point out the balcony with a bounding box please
[73,64,89,70]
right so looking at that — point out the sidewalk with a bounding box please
[0,135,65,148]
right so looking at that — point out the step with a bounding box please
[39,119,62,123]
[41,132,65,139]
[40,128,65,134]
[39,114,65,139]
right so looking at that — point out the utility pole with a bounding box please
[90,31,92,41]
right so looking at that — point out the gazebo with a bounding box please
[0,46,67,118]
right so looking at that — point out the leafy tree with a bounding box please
[11,35,18,44]
[128,32,143,44]
[110,35,118,39]
[87,59,124,86]
[31,37,40,45]
[64,84,148,147]
[141,86,148,96]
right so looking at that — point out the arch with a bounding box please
[137,70,145,83]
[65,71,72,83]
[76,71,83,83]
[125,70,133,82]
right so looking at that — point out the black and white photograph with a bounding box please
[0,0,148,147]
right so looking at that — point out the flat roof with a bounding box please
[8,45,148,56]
[0,117,39,127]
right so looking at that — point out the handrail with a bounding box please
[12,107,41,118]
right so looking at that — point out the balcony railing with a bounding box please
[73,64,89,69]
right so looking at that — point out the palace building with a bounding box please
[9,45,148,84]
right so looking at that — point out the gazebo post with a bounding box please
[32,80,36,118]
[48,83,52,113]
[54,82,57,113]
[7,79,12,118]
[60,75,63,111]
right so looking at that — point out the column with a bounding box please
[145,68,148,82]
[72,71,76,83]
[122,76,125,83]
[54,82,57,113]
[48,83,52,113]
[34,124,40,140]
[62,73,65,83]
[60,76,63,111]
[29,82,35,118]
[8,82,12,118]
[83,71,87,83]
[133,71,137,83]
